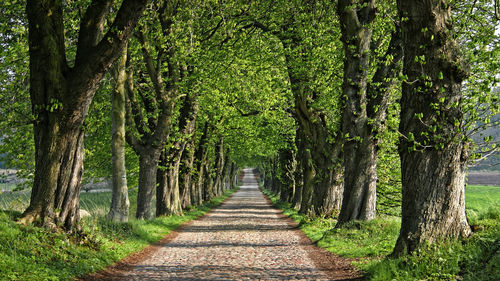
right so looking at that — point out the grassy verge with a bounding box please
[261,186,500,281]
[0,187,238,281]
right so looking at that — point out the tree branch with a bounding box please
[124,59,148,137]
[367,23,403,130]
[76,0,113,54]
[73,0,149,90]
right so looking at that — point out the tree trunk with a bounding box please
[336,0,377,224]
[221,155,231,191]
[230,164,239,189]
[156,91,198,215]
[20,0,147,230]
[213,139,225,196]
[392,0,471,256]
[291,135,304,210]
[226,162,235,190]
[203,161,215,201]
[136,149,160,219]
[294,92,343,216]
[180,140,195,208]
[196,160,207,203]
[22,124,85,230]
[298,149,314,214]
[156,150,183,216]
[193,124,209,205]
[336,2,403,225]
[338,138,377,223]
[108,47,130,223]
[279,148,296,203]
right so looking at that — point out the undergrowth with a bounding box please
[0,187,237,281]
[261,186,500,281]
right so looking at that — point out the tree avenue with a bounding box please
[0,0,497,260]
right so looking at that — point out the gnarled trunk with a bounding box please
[392,0,471,256]
[156,92,198,214]
[336,1,403,225]
[336,0,377,224]
[22,124,85,230]
[338,138,377,222]
[294,93,343,216]
[279,148,296,203]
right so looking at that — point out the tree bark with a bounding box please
[279,148,296,203]
[20,0,147,230]
[336,0,378,224]
[135,149,160,219]
[291,136,304,210]
[336,1,403,225]
[156,150,183,216]
[294,92,343,216]
[108,47,130,223]
[156,91,198,216]
[192,123,209,205]
[298,147,314,214]
[203,158,215,201]
[392,0,471,256]
[213,139,225,197]
[180,139,196,208]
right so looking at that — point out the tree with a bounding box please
[107,47,130,223]
[123,0,190,219]
[336,0,378,222]
[336,0,403,224]
[392,0,472,255]
[156,92,199,216]
[19,0,148,230]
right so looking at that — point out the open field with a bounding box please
[465,185,500,224]
[467,171,500,186]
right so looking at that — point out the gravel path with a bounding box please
[85,168,361,280]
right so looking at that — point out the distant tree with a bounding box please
[107,47,130,223]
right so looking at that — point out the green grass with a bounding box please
[466,185,500,224]
[261,185,500,281]
[0,187,238,281]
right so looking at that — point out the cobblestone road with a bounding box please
[92,168,360,280]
